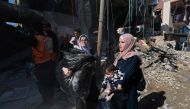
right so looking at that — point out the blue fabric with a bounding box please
[97,101,111,109]
[179,26,190,33]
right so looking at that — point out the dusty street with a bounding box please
[139,65,190,109]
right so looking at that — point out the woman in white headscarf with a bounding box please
[74,34,93,55]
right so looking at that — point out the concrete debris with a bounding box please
[136,36,190,109]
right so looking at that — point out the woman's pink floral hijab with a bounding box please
[113,33,137,66]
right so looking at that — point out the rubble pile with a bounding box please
[136,36,190,89]
[136,36,190,109]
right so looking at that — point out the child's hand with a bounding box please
[62,67,73,76]
[116,84,123,91]
[105,93,114,101]
[103,82,112,94]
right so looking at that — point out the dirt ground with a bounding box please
[138,56,190,109]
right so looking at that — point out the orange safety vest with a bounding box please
[32,34,53,64]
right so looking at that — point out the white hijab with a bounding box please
[74,34,92,55]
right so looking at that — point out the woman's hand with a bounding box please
[62,67,73,76]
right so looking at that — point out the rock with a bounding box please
[165,65,173,71]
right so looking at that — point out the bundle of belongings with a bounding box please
[60,48,99,98]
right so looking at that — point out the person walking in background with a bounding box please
[42,22,59,61]
[32,22,59,105]
[69,28,81,46]
[110,33,142,109]
[74,34,93,55]
[60,35,73,52]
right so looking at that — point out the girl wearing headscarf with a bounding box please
[110,33,141,109]
[74,34,93,55]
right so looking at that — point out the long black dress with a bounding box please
[111,55,141,109]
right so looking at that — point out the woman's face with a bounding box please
[80,36,88,47]
[119,37,127,52]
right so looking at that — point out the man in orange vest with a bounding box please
[32,22,59,104]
